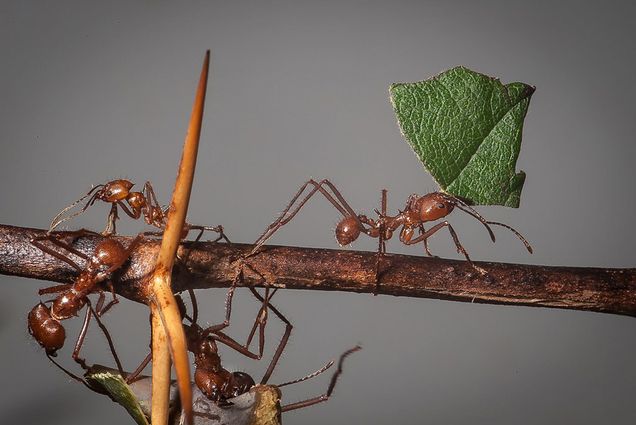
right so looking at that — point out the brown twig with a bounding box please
[1,224,635,317]
[147,50,210,425]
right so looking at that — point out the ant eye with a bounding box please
[437,204,445,209]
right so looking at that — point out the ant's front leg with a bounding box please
[102,203,119,236]
[418,224,435,257]
[402,222,487,275]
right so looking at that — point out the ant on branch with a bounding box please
[182,290,360,411]
[248,179,532,281]
[28,229,143,386]
[48,179,228,242]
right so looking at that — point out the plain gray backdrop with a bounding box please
[1,1,635,424]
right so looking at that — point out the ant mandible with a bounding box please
[28,229,143,384]
[248,179,532,279]
[48,179,228,241]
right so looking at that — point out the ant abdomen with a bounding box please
[335,216,361,246]
[28,303,65,355]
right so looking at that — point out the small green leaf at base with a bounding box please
[86,369,150,425]
[390,66,534,207]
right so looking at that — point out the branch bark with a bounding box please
[1,224,635,317]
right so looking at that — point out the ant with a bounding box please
[48,179,228,242]
[248,179,532,282]
[28,229,143,386]
[122,284,293,389]
[182,289,360,411]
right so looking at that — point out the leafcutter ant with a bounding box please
[247,179,532,281]
[28,229,143,386]
[48,179,228,241]
[183,290,360,411]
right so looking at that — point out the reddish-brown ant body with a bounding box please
[49,179,227,241]
[250,179,532,277]
[177,289,359,411]
[183,298,359,411]
[28,230,143,381]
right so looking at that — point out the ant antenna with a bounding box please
[442,194,496,242]
[277,360,335,388]
[443,193,532,253]
[49,185,104,231]
[486,221,533,253]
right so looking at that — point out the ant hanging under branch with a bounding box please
[28,230,143,386]
[48,179,228,241]
[249,179,532,280]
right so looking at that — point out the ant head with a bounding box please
[28,302,66,355]
[228,371,255,398]
[335,216,361,246]
[415,192,456,222]
[96,179,134,202]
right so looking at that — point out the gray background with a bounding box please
[1,1,635,424]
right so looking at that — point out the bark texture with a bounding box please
[1,224,635,317]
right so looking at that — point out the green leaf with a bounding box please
[390,66,534,207]
[85,368,150,425]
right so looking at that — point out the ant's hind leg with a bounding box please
[87,298,124,375]
[31,229,101,271]
[250,179,362,256]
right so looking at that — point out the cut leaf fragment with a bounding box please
[86,368,151,425]
[390,66,534,207]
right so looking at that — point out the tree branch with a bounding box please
[1,224,635,317]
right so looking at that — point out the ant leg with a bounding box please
[95,282,119,316]
[250,179,367,256]
[187,288,199,324]
[248,287,293,385]
[186,224,230,244]
[116,201,142,220]
[406,221,487,275]
[87,298,124,375]
[45,353,107,394]
[373,189,388,295]
[418,225,435,257]
[71,307,93,370]
[280,346,361,412]
[31,232,94,271]
[102,204,119,236]
[38,283,72,296]
[204,259,267,336]
[125,351,152,384]
[125,312,154,384]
